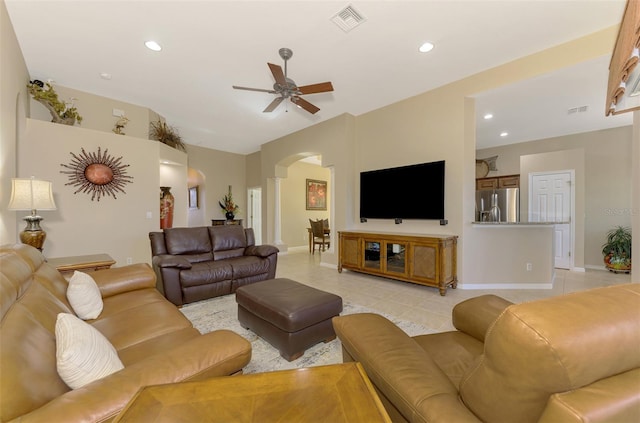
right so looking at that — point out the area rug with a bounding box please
[180,294,433,374]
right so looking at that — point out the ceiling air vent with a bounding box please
[331,4,366,33]
[567,105,588,115]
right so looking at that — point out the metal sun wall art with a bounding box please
[60,147,133,201]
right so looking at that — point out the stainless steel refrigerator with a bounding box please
[475,188,520,223]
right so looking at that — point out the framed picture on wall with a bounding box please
[306,179,327,210]
[189,186,199,209]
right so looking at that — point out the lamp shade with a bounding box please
[8,178,57,211]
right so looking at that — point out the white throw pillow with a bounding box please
[67,271,103,320]
[55,313,124,389]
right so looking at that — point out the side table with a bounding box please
[47,254,115,279]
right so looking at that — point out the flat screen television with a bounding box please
[359,160,445,220]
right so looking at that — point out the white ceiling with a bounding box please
[5,0,632,155]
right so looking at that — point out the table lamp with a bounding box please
[8,177,57,252]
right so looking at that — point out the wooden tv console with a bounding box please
[338,231,458,296]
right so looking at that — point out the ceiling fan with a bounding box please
[233,48,334,115]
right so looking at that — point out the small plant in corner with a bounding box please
[149,120,187,152]
[601,226,631,273]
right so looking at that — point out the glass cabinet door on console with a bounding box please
[385,242,407,275]
[363,241,381,271]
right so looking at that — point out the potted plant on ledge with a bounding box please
[601,226,631,273]
[27,80,83,126]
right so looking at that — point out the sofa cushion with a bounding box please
[230,256,270,278]
[180,261,233,288]
[413,331,483,388]
[92,289,194,351]
[165,227,212,255]
[55,313,124,389]
[209,226,246,259]
[67,271,103,320]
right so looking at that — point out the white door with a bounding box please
[530,172,572,269]
[247,187,262,245]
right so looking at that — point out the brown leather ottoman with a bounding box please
[236,278,343,361]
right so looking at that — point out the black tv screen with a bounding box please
[360,160,445,220]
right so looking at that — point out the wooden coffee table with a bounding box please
[115,362,391,422]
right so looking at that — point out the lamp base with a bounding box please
[20,215,46,252]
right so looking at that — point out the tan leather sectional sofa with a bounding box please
[0,244,251,422]
[333,284,640,423]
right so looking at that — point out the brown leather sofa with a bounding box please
[149,225,279,306]
[333,284,640,423]
[0,244,252,423]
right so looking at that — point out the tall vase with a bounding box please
[160,187,174,229]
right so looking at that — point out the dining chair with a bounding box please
[309,219,330,254]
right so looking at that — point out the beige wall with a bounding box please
[261,114,355,262]
[0,0,30,245]
[29,85,155,140]
[259,26,621,285]
[19,119,167,265]
[478,126,632,268]
[280,161,330,248]
[185,143,247,226]
[5,11,635,284]
[465,225,555,286]
[246,151,261,188]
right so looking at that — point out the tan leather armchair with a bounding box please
[333,284,640,423]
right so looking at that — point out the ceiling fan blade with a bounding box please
[263,96,284,113]
[297,82,334,95]
[232,85,276,94]
[291,96,320,114]
[268,63,287,86]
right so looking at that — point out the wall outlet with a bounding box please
[126,257,133,265]
[526,263,532,271]
[112,108,125,117]
[146,211,152,219]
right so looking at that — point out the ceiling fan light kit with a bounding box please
[233,48,333,115]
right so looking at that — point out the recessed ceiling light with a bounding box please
[483,113,493,120]
[145,40,162,51]
[500,132,509,137]
[419,42,434,53]
[99,72,112,80]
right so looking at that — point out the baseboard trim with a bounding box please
[286,246,308,253]
[585,264,607,271]
[459,283,553,290]
[570,267,586,273]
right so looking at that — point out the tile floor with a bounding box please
[275,250,633,333]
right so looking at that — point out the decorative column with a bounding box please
[273,177,283,245]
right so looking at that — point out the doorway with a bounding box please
[247,187,262,245]
[529,171,574,269]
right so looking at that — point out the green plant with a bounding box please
[27,80,83,125]
[218,185,239,215]
[149,120,187,152]
[601,226,632,269]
